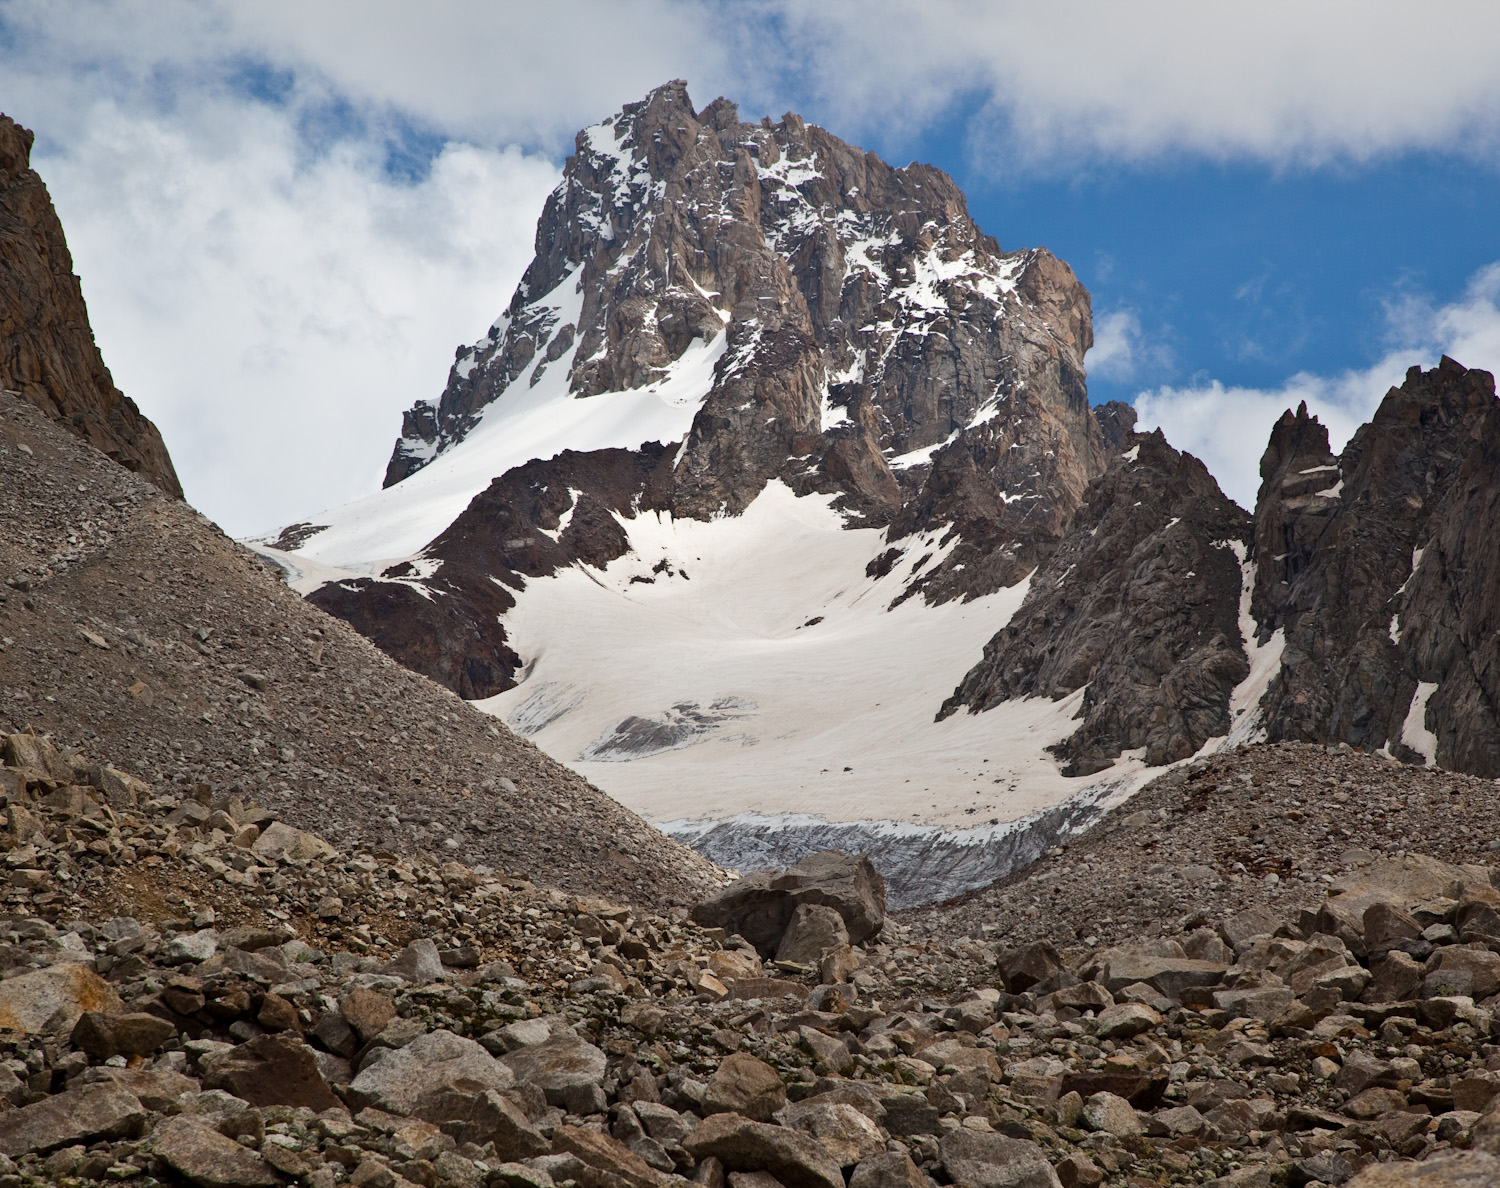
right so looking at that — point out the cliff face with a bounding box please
[941,427,1253,775]
[0,115,182,497]
[1250,357,1500,774]
[321,82,1119,696]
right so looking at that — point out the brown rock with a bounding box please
[200,1033,341,1112]
[151,1115,281,1188]
[702,1053,787,1122]
[849,1152,929,1188]
[257,993,300,1033]
[340,988,398,1042]
[552,1124,669,1187]
[413,1086,550,1159]
[71,1010,176,1059]
[685,1112,845,1188]
[937,1129,1063,1188]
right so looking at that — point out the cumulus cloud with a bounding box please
[36,97,558,534]
[756,1,1500,169]
[1086,309,1173,385]
[1134,263,1500,510]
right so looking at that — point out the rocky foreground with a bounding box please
[3,735,1500,1186]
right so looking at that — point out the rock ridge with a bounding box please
[0,114,181,498]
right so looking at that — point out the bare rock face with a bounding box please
[345,81,1119,694]
[0,115,181,497]
[1250,358,1500,773]
[941,428,1253,775]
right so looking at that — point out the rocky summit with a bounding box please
[254,83,1500,908]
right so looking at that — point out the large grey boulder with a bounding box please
[151,1115,280,1188]
[691,851,885,957]
[0,1084,146,1157]
[938,1129,1062,1188]
[348,1029,514,1115]
[775,904,850,966]
[499,1034,608,1115]
[685,1111,844,1188]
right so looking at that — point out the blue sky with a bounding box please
[2,1,1499,530]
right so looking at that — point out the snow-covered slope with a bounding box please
[254,82,1306,904]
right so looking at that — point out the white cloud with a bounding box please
[35,96,558,535]
[1134,263,1500,510]
[1086,309,1173,384]
[753,2,1500,169]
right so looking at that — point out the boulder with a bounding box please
[691,851,885,957]
[1363,902,1425,955]
[551,1124,669,1187]
[0,962,120,1033]
[250,820,335,862]
[702,1053,787,1122]
[1219,905,1282,951]
[414,1086,550,1159]
[151,1115,280,1188]
[0,1084,146,1156]
[1344,1152,1500,1185]
[685,1111,845,1188]
[200,1033,341,1112]
[349,1029,515,1115]
[850,1152,929,1188]
[379,938,446,983]
[777,1100,884,1166]
[1080,1092,1141,1137]
[775,904,850,966]
[937,1128,1063,1188]
[339,987,397,1041]
[1328,855,1495,916]
[1093,1002,1160,1040]
[997,941,1063,993]
[1101,954,1227,999]
[1363,951,1424,1003]
[70,1010,176,1059]
[1429,948,1500,1000]
[79,1067,200,1111]
[498,1033,608,1115]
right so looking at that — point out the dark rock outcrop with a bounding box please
[1251,358,1500,773]
[941,429,1253,775]
[0,114,181,497]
